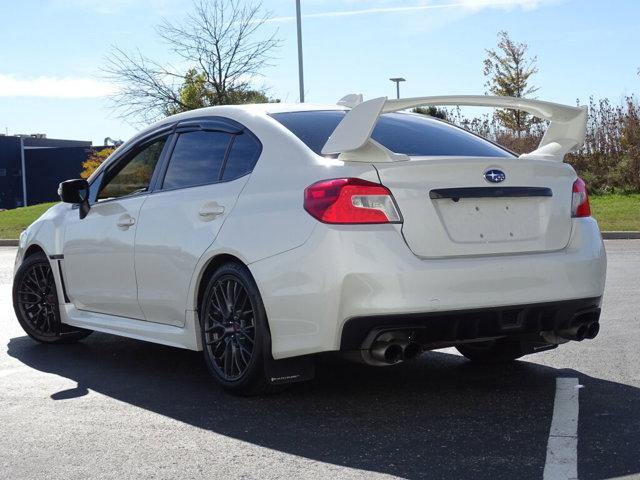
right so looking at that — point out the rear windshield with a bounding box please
[271,110,513,158]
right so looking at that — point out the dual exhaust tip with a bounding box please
[367,321,601,365]
[370,340,422,365]
[544,321,600,343]
[565,321,600,341]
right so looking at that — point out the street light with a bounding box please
[296,0,305,103]
[389,77,406,99]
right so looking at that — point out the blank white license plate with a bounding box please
[433,197,548,243]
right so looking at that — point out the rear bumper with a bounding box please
[340,296,602,351]
[250,217,606,359]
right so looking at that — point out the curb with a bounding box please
[0,239,19,247]
[601,231,640,240]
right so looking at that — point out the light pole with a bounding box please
[389,77,406,99]
[296,0,305,103]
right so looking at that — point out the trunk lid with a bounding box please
[374,157,575,258]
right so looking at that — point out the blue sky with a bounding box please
[0,0,638,145]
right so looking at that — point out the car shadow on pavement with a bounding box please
[7,333,640,480]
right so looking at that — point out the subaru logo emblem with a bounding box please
[484,169,506,183]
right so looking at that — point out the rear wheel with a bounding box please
[199,262,273,395]
[13,252,92,343]
[456,339,525,363]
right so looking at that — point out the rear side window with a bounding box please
[162,131,232,190]
[222,132,261,181]
[271,110,513,158]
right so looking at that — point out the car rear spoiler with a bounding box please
[322,94,588,162]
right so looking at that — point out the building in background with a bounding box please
[0,134,92,210]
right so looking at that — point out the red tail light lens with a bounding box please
[571,177,591,217]
[304,178,402,224]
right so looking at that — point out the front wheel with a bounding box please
[13,252,92,343]
[199,262,274,395]
[456,339,525,363]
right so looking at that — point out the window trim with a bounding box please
[152,116,263,193]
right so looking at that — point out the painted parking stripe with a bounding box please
[543,377,580,480]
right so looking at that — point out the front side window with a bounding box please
[98,137,167,201]
[271,110,514,158]
[162,131,232,190]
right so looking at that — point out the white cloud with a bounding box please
[0,74,117,98]
[269,0,554,22]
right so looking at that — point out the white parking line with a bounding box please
[543,377,580,480]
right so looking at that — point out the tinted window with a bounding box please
[271,110,513,158]
[98,137,166,201]
[163,131,232,190]
[222,132,261,181]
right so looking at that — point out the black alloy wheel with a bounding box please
[15,259,59,337]
[13,252,91,343]
[200,262,273,395]
[203,275,256,381]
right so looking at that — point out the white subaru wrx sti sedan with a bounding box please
[13,94,606,394]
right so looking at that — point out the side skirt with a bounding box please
[59,305,202,351]
[49,257,202,351]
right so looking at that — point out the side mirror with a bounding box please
[58,179,90,219]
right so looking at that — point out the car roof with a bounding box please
[113,103,348,164]
[171,102,347,118]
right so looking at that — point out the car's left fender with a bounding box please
[14,202,70,274]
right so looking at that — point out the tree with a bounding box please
[81,147,115,179]
[103,0,280,122]
[165,68,273,115]
[412,106,448,120]
[483,31,539,136]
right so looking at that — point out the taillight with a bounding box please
[571,177,591,217]
[304,178,402,224]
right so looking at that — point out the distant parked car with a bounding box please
[13,94,606,394]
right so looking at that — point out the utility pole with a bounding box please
[296,0,305,102]
[389,77,406,99]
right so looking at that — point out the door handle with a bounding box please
[198,203,225,219]
[116,214,136,228]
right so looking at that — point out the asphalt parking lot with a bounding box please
[0,241,639,480]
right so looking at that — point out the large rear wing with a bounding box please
[322,94,588,162]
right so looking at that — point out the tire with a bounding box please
[13,252,92,344]
[199,262,274,395]
[455,339,525,363]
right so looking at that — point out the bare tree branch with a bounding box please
[102,0,280,123]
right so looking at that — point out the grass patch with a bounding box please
[590,193,640,231]
[0,203,57,239]
[0,194,637,239]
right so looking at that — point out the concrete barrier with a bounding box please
[601,231,640,240]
